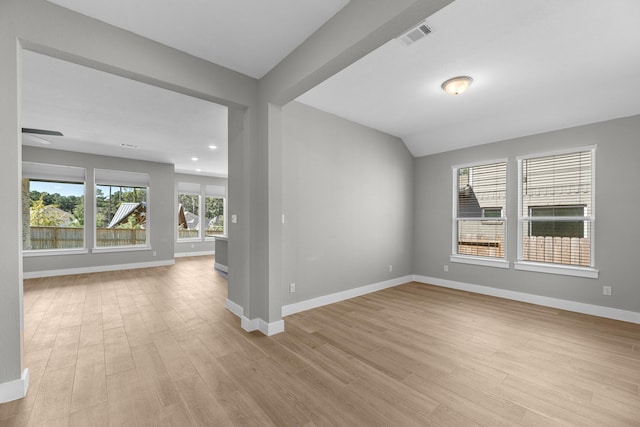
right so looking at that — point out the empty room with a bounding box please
[1,0,640,426]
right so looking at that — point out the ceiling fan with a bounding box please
[22,128,63,136]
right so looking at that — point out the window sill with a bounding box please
[177,238,202,243]
[514,261,598,279]
[92,246,151,254]
[450,255,509,269]
[23,248,89,257]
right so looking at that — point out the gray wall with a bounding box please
[413,115,640,313]
[1,0,257,386]
[174,172,227,256]
[281,102,414,305]
[22,146,175,273]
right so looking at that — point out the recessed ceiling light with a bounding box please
[191,157,199,161]
[196,169,201,172]
[441,76,473,95]
[208,145,217,150]
[120,143,139,149]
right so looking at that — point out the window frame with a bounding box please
[93,169,151,253]
[515,146,598,278]
[204,184,226,240]
[177,182,202,242]
[451,158,509,269]
[22,162,88,256]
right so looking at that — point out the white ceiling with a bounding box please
[47,0,350,79]
[22,51,229,177]
[23,0,640,178]
[298,0,640,157]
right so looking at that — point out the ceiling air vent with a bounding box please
[397,22,432,46]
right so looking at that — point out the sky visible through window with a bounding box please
[30,181,84,197]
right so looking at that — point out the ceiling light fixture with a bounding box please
[208,145,217,150]
[441,76,473,95]
[191,157,199,161]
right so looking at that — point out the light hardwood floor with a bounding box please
[1,256,640,426]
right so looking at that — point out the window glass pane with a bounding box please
[178,193,200,239]
[520,150,593,267]
[457,219,505,258]
[522,220,591,266]
[455,162,506,259]
[23,179,85,250]
[521,151,591,217]
[96,184,147,247]
[205,196,224,237]
[458,163,506,217]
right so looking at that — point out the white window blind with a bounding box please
[454,161,507,259]
[23,162,85,182]
[205,185,225,198]
[95,169,149,187]
[178,182,201,194]
[519,148,594,267]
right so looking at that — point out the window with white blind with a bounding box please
[177,182,201,240]
[95,169,150,250]
[516,147,598,278]
[204,185,225,238]
[22,162,86,254]
[452,160,508,268]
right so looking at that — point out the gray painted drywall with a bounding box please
[1,0,257,388]
[413,115,640,313]
[281,102,414,305]
[258,0,454,323]
[0,31,24,386]
[174,173,227,255]
[22,146,175,273]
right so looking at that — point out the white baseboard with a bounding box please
[226,299,284,336]
[414,275,640,324]
[174,251,215,258]
[214,263,228,273]
[23,260,175,279]
[0,369,29,404]
[281,275,413,317]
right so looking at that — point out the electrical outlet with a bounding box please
[444,265,449,272]
[389,264,393,272]
[603,286,612,296]
[289,283,296,293]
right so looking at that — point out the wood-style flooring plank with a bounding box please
[4,257,640,426]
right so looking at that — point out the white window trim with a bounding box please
[177,190,202,242]
[204,196,226,241]
[22,163,88,253]
[516,145,597,274]
[514,261,599,279]
[451,158,508,268]
[450,254,510,269]
[23,248,89,257]
[94,169,151,251]
[92,245,151,254]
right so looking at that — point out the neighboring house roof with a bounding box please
[177,204,199,230]
[458,185,482,217]
[184,211,199,230]
[107,202,146,228]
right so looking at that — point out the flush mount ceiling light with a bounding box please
[191,157,199,161]
[208,145,217,150]
[441,76,473,95]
